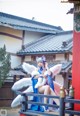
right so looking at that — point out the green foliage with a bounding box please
[0,45,11,88]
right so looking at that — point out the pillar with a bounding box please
[63,72,68,90]
[72,10,80,110]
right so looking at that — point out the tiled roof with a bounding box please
[0,12,63,34]
[15,61,72,73]
[9,70,26,76]
[17,31,73,55]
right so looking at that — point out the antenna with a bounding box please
[32,17,35,20]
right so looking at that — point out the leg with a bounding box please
[38,85,50,104]
[50,88,59,106]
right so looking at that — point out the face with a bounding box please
[37,62,44,67]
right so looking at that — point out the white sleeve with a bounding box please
[35,77,46,88]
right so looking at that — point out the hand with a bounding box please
[34,75,39,79]
[35,83,41,88]
[45,62,48,70]
[35,84,39,88]
[47,70,52,75]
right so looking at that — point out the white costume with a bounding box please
[11,62,62,108]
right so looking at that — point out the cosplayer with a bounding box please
[36,56,54,90]
[30,56,59,111]
[11,56,62,111]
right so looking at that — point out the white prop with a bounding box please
[50,64,62,76]
[11,62,63,108]
[11,86,33,108]
[12,78,32,91]
[37,64,62,88]
[11,81,65,108]
[22,62,37,74]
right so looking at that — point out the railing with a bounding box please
[64,86,80,116]
[19,92,59,116]
[14,86,80,116]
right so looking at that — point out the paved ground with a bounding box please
[7,108,19,116]
[0,107,79,116]
[0,108,19,116]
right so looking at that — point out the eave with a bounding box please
[61,0,80,4]
[17,49,72,56]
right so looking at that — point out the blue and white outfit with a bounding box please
[30,70,44,112]
[47,74,54,91]
[38,65,54,91]
[30,56,55,111]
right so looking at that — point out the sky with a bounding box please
[0,0,73,31]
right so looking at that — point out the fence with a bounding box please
[0,82,15,107]
[12,86,80,116]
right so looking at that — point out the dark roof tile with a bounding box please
[18,31,73,55]
[0,12,63,33]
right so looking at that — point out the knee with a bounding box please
[46,85,50,91]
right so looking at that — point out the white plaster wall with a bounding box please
[24,56,32,61]
[69,54,72,61]
[11,55,21,68]
[0,35,5,48]
[0,35,22,53]
[24,31,45,45]
[0,26,22,69]
[0,26,23,53]
[0,26,22,37]
[55,75,64,86]
[55,54,65,61]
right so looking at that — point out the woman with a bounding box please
[31,56,59,111]
[36,56,54,90]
